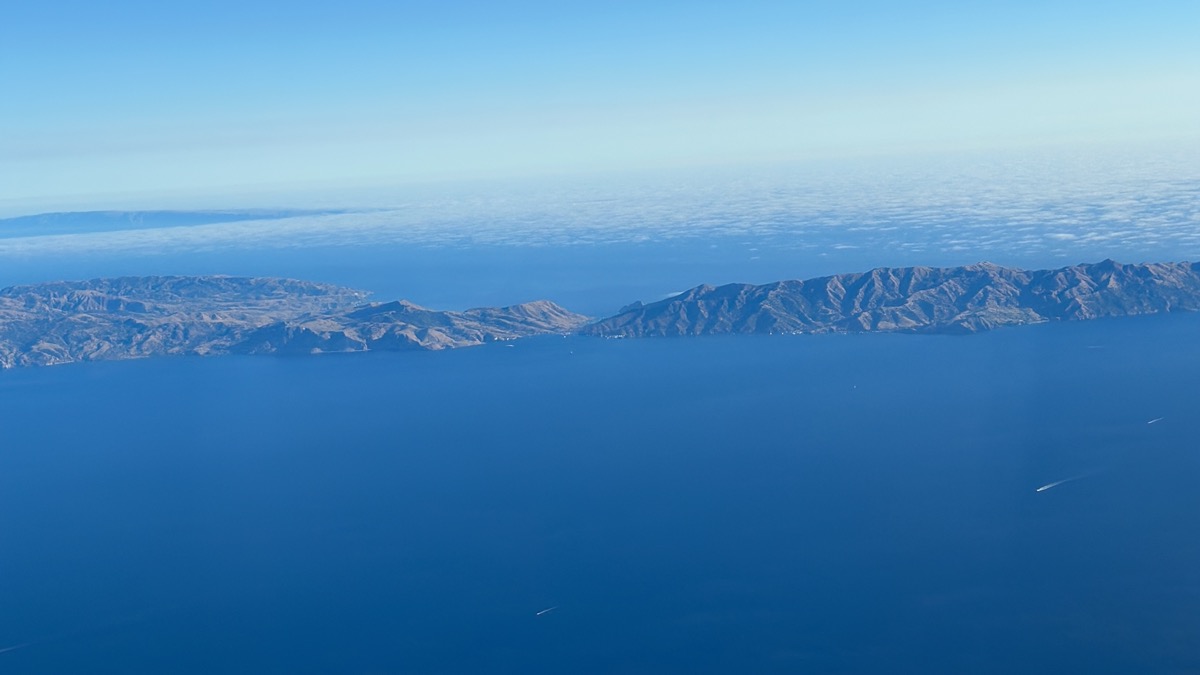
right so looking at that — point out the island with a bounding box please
[0,276,588,368]
[583,259,1200,337]
[0,260,1197,368]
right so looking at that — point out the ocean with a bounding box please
[0,313,1198,673]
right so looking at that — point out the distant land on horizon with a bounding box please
[0,209,368,239]
[1,259,1198,369]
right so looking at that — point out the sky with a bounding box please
[3,1,1199,214]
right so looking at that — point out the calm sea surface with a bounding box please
[1,314,1198,674]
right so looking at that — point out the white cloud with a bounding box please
[0,145,1197,268]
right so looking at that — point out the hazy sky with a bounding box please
[3,1,1199,211]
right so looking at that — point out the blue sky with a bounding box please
[3,1,1198,212]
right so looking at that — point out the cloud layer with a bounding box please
[2,147,1198,265]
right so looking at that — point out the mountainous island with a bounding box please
[584,259,1200,337]
[0,260,1197,369]
[0,276,588,369]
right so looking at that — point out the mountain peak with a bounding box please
[581,261,1200,338]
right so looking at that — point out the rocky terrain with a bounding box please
[582,260,1200,337]
[2,260,1198,369]
[0,276,587,368]
[234,299,591,355]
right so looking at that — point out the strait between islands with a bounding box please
[1,259,1198,369]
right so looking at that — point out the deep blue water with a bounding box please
[1,314,1199,673]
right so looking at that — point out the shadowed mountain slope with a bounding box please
[581,260,1200,337]
[2,261,1197,368]
[0,276,587,368]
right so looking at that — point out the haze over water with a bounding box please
[2,142,1199,316]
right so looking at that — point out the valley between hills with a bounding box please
[2,259,1197,369]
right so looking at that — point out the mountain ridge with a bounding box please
[0,275,588,368]
[2,260,1198,368]
[582,260,1200,337]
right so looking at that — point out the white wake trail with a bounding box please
[1036,474,1089,492]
